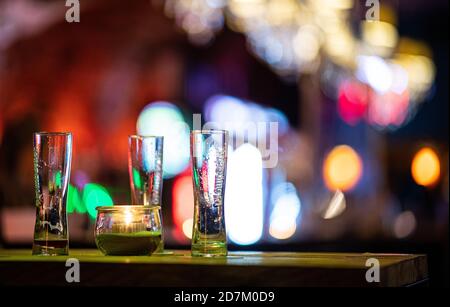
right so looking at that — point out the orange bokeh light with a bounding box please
[411,147,440,187]
[323,145,363,191]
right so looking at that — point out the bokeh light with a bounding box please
[82,183,113,219]
[67,184,83,214]
[394,211,417,238]
[323,145,363,191]
[265,107,290,136]
[73,170,89,189]
[322,190,346,219]
[269,216,297,240]
[162,0,436,108]
[269,182,301,240]
[393,38,436,103]
[323,26,357,68]
[204,95,250,135]
[228,0,266,22]
[337,81,369,125]
[204,95,290,139]
[54,171,62,189]
[362,21,398,52]
[367,90,410,129]
[137,101,190,178]
[411,147,441,187]
[354,55,413,130]
[293,25,322,65]
[356,56,393,94]
[132,168,142,190]
[225,144,263,245]
[172,174,194,239]
[182,218,193,239]
[165,0,226,45]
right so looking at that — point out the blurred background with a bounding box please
[0,0,448,286]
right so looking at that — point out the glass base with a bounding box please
[191,241,227,257]
[32,239,69,256]
[152,238,165,254]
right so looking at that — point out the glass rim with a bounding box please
[96,205,161,212]
[129,135,164,140]
[191,129,228,135]
[34,131,72,136]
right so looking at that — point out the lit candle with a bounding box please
[124,208,133,233]
[95,205,162,255]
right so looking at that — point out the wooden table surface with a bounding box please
[0,249,428,287]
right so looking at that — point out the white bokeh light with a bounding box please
[225,143,264,245]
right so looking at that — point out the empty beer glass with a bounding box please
[32,132,72,255]
[128,135,164,252]
[190,130,228,257]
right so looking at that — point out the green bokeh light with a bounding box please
[67,184,77,214]
[82,183,113,219]
[68,184,87,214]
[132,168,142,190]
[136,102,190,178]
[55,171,62,188]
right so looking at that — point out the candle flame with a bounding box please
[124,209,133,226]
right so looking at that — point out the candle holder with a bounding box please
[95,205,162,256]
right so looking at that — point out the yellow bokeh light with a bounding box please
[393,54,435,94]
[397,38,432,58]
[308,0,354,11]
[323,145,363,191]
[411,147,440,187]
[293,25,322,63]
[266,0,299,26]
[228,0,265,19]
[324,27,357,68]
[362,21,398,49]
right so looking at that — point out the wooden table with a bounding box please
[0,249,428,287]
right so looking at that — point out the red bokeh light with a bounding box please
[337,81,370,126]
[172,169,194,241]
